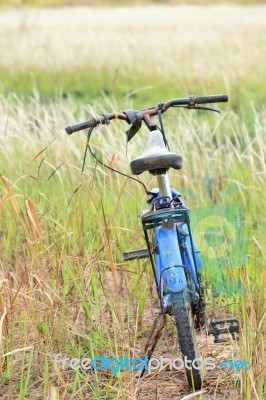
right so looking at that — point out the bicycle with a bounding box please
[65,94,228,390]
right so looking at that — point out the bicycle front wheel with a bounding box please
[171,291,203,390]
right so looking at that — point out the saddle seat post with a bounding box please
[156,171,172,198]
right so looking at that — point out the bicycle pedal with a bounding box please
[123,249,149,261]
[208,317,239,344]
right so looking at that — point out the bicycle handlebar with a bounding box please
[65,94,228,135]
[190,94,228,104]
[65,112,128,135]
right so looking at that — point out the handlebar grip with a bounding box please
[195,94,228,104]
[65,119,96,134]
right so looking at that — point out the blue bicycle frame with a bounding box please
[141,177,202,309]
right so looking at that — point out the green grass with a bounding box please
[0,4,265,120]
[0,90,265,398]
[1,66,266,115]
[0,4,265,399]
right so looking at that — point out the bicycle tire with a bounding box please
[171,291,203,390]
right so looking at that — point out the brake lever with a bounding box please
[194,105,220,113]
[173,105,220,113]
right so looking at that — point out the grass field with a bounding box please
[0,5,266,112]
[0,5,265,400]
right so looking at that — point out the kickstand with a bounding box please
[139,312,166,378]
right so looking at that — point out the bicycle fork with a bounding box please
[155,223,187,295]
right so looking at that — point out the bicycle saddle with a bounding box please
[130,130,182,175]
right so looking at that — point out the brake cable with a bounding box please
[157,103,170,150]
[82,126,150,194]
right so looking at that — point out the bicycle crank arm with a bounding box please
[123,249,149,261]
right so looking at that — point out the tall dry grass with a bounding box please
[0,4,265,399]
[0,89,265,398]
